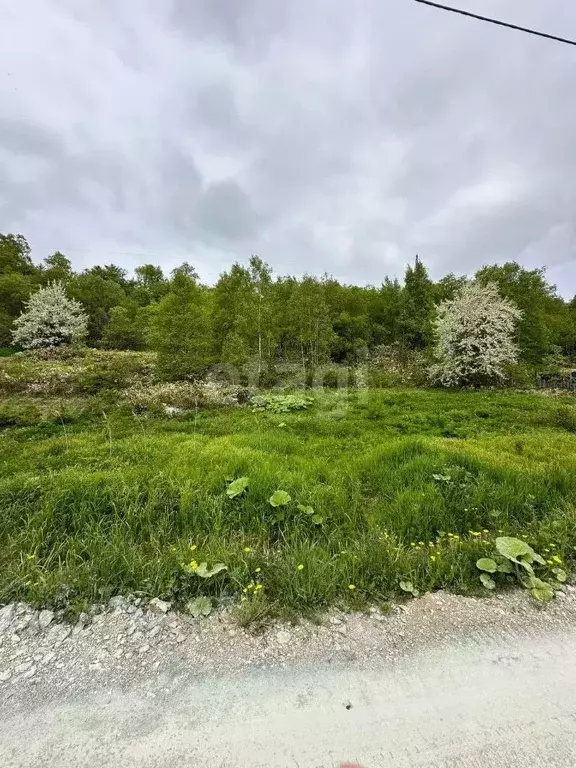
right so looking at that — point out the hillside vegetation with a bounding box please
[1,351,575,620]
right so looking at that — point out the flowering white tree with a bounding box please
[430,280,522,387]
[12,282,88,350]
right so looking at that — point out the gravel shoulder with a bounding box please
[2,588,576,766]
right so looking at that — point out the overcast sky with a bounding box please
[1,0,575,295]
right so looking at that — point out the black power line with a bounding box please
[413,0,576,47]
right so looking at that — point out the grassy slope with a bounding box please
[1,387,575,618]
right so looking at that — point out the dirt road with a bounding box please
[2,590,576,767]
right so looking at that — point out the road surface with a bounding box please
[2,618,576,767]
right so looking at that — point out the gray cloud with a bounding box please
[1,0,575,294]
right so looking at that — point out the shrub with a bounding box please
[366,345,429,388]
[123,380,241,412]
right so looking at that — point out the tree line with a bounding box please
[1,232,575,375]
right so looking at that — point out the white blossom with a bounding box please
[430,280,522,387]
[12,282,88,350]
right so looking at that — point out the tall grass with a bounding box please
[1,388,575,617]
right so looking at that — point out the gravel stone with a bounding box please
[148,598,171,615]
[38,611,54,630]
[0,604,15,633]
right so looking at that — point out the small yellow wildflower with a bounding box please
[26,554,35,560]
[255,567,261,573]
[189,560,198,570]
[244,547,252,553]
[552,555,563,564]
[297,564,304,571]
[189,544,197,551]
[470,531,482,537]
[348,584,356,590]
[410,542,416,547]
[430,555,436,563]
[255,584,264,592]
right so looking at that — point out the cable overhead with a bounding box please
[413,0,576,47]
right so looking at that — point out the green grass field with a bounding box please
[1,383,576,620]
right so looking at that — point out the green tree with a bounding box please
[0,234,36,276]
[287,276,334,373]
[213,263,254,367]
[100,300,150,350]
[0,234,40,345]
[40,252,73,284]
[248,255,276,371]
[67,273,126,344]
[148,271,213,379]
[433,273,467,304]
[88,264,129,287]
[398,256,434,349]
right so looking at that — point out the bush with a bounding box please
[123,380,241,412]
[553,405,576,433]
[366,345,429,388]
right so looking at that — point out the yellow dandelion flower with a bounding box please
[255,567,261,573]
[244,547,252,553]
[189,544,197,551]
[297,564,304,571]
[189,560,198,570]
[348,584,356,590]
[430,555,436,562]
[552,555,563,564]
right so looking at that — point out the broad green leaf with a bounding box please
[311,514,324,525]
[480,574,496,590]
[524,576,555,602]
[552,567,567,583]
[226,477,249,499]
[518,559,535,575]
[187,596,212,617]
[194,562,228,579]
[269,490,291,507]
[297,504,315,516]
[531,552,546,566]
[496,560,514,574]
[399,581,414,593]
[496,537,539,564]
[529,585,555,603]
[476,558,497,573]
